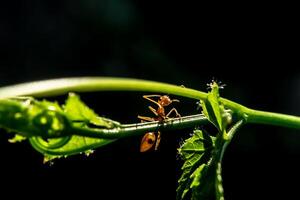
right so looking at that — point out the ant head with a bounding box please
[160,95,172,106]
[159,95,180,106]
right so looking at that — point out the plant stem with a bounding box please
[0,77,207,99]
[71,114,208,139]
[246,109,300,129]
[0,77,299,130]
[220,120,244,161]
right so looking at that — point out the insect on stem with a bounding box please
[138,94,181,152]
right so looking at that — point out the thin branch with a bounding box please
[69,114,209,139]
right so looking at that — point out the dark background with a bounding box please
[0,1,299,199]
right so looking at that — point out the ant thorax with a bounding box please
[157,107,166,118]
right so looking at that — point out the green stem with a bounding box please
[246,109,300,129]
[220,120,244,161]
[0,77,299,130]
[0,77,207,99]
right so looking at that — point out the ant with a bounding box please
[138,95,181,152]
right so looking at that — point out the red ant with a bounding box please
[138,95,181,152]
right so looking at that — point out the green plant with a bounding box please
[0,77,299,199]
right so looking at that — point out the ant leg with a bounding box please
[143,95,162,98]
[138,115,155,122]
[143,95,162,107]
[154,131,161,151]
[166,108,181,118]
[148,106,159,116]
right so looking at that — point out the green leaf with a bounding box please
[0,98,70,138]
[190,163,214,200]
[30,135,115,163]
[8,135,26,143]
[29,93,118,162]
[177,130,215,200]
[190,163,205,188]
[179,130,205,160]
[200,81,224,131]
[178,80,244,200]
[64,93,113,127]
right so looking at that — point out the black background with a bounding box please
[0,1,299,199]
